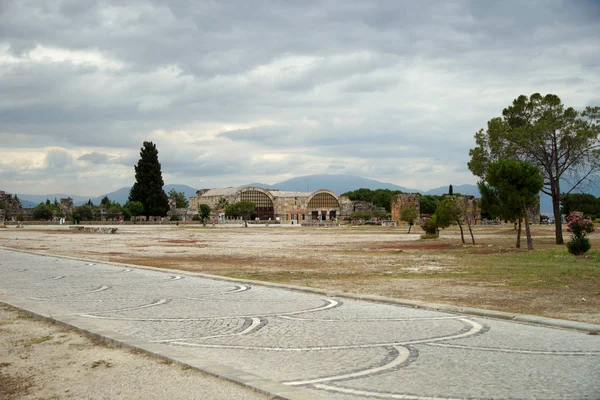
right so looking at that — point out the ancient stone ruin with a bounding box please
[391,194,421,225]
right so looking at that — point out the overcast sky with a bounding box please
[1,0,599,196]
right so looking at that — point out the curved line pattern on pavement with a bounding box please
[283,345,414,385]
[183,285,250,299]
[3,249,599,400]
[78,298,342,321]
[167,318,485,352]
[80,298,170,314]
[151,317,266,343]
[427,342,600,356]
[28,285,112,300]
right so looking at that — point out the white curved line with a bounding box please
[86,285,110,293]
[427,343,600,355]
[166,276,183,281]
[28,285,110,301]
[184,285,249,299]
[284,346,410,386]
[50,276,64,280]
[166,319,484,351]
[79,299,339,321]
[279,315,461,322]
[81,298,168,314]
[275,299,339,316]
[313,384,464,400]
[152,317,262,343]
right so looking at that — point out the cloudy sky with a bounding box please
[1,0,599,196]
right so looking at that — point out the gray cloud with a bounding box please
[0,0,598,195]
[77,152,109,164]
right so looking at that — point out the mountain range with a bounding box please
[9,174,600,215]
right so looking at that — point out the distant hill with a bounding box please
[424,184,480,197]
[15,184,199,207]
[264,174,419,194]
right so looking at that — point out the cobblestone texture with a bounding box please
[1,249,599,400]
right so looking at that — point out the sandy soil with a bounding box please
[0,304,270,400]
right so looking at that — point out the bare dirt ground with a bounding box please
[1,223,598,325]
[0,304,270,400]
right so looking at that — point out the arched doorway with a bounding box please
[240,189,274,220]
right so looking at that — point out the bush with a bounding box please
[170,215,180,221]
[421,218,438,236]
[566,213,595,255]
[566,237,591,256]
[192,215,201,221]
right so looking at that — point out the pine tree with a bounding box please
[448,184,453,196]
[128,141,169,217]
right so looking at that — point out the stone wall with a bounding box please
[391,194,421,224]
[60,198,73,218]
[454,195,481,225]
[0,191,23,221]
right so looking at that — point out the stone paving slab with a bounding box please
[1,248,600,399]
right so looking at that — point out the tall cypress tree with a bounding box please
[129,141,170,218]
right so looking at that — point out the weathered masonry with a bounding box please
[189,186,345,222]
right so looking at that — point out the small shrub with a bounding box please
[170,215,180,221]
[566,237,591,256]
[192,214,201,221]
[421,218,438,236]
[566,213,594,256]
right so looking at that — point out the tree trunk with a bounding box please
[516,217,522,249]
[524,207,533,250]
[457,220,465,244]
[467,220,475,245]
[407,223,412,234]
[551,185,564,244]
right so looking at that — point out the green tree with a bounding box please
[448,184,453,196]
[198,204,211,226]
[216,197,229,211]
[76,205,95,221]
[14,194,22,208]
[32,204,54,221]
[561,193,600,219]
[399,208,418,233]
[128,141,170,218]
[478,160,544,250]
[419,195,442,215]
[434,199,467,244]
[168,189,189,208]
[468,94,600,244]
[341,188,403,212]
[106,204,123,219]
[100,196,111,207]
[226,201,255,227]
[123,201,144,220]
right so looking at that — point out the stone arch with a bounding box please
[307,190,340,209]
[236,186,275,220]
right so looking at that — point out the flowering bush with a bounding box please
[566,213,595,255]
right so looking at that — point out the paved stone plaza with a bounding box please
[1,248,599,399]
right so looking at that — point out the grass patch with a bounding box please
[29,335,53,345]
[90,359,112,369]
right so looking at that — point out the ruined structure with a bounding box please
[0,191,23,222]
[454,195,481,225]
[189,186,344,223]
[391,193,421,224]
[60,198,74,218]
